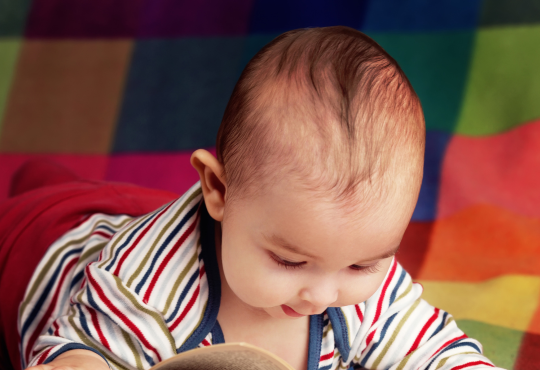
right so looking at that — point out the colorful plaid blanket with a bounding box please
[0,1,539,369]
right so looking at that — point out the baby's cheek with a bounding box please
[337,264,393,306]
[225,254,296,307]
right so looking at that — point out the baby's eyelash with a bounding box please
[270,253,306,270]
[349,262,381,274]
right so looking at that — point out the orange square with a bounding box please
[0,40,132,153]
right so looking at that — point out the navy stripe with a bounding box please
[425,339,481,370]
[428,312,448,341]
[389,268,407,305]
[70,270,85,291]
[360,312,398,367]
[104,211,156,271]
[21,247,84,339]
[95,224,117,234]
[165,268,199,323]
[135,203,198,294]
[43,343,109,366]
[76,303,92,338]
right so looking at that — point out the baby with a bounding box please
[1,26,500,370]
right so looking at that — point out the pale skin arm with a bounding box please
[25,349,109,370]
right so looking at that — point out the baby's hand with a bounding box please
[25,349,109,370]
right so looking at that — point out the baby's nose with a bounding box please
[298,279,339,308]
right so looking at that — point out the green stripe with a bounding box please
[322,322,333,339]
[163,249,199,314]
[77,242,108,267]
[435,352,478,370]
[371,298,421,369]
[121,329,143,370]
[95,217,133,230]
[112,274,177,353]
[126,189,201,288]
[394,281,413,305]
[341,308,352,346]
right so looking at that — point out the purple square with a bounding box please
[137,0,253,37]
[25,0,143,38]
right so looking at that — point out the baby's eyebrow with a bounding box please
[359,245,401,263]
[264,233,317,258]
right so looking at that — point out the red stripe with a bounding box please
[86,267,162,362]
[406,307,440,356]
[113,202,174,276]
[90,307,111,351]
[201,339,211,346]
[365,259,398,347]
[143,218,197,303]
[28,257,78,360]
[92,230,113,239]
[355,304,364,322]
[36,347,54,364]
[320,350,335,362]
[53,321,60,336]
[450,361,494,370]
[199,264,205,278]
[430,334,468,360]
[170,284,200,332]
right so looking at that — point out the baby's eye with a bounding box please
[349,262,381,274]
[270,253,306,270]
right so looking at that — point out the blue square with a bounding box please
[412,132,451,221]
[249,0,368,34]
[362,0,482,31]
[113,38,245,152]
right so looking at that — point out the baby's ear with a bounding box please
[190,149,226,221]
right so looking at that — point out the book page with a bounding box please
[150,343,294,370]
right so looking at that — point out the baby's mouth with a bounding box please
[281,304,306,317]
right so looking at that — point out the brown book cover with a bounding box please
[149,343,295,370]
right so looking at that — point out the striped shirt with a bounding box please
[19,182,501,370]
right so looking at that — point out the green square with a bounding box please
[0,0,32,36]
[0,38,20,133]
[480,0,540,27]
[370,31,475,132]
[456,25,540,135]
[457,319,524,369]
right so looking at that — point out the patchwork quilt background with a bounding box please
[0,0,539,369]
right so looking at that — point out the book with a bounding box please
[149,342,295,370]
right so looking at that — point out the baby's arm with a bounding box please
[26,349,108,370]
[25,262,177,369]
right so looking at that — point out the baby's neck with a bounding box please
[217,282,310,370]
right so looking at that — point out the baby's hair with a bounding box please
[217,26,425,204]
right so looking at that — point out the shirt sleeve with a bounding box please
[27,261,179,369]
[349,259,505,370]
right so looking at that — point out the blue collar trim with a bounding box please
[326,307,350,361]
[177,202,222,352]
[307,314,324,370]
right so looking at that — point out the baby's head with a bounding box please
[192,26,425,319]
